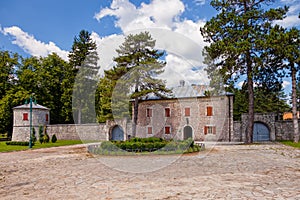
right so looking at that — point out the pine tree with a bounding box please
[67,30,99,124]
[98,32,171,136]
[201,0,288,143]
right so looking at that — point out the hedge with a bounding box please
[6,141,32,146]
[93,137,200,154]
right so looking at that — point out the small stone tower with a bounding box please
[12,103,50,141]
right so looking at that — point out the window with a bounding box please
[207,106,213,116]
[147,127,153,135]
[146,108,152,117]
[45,114,49,122]
[165,126,171,134]
[185,107,190,116]
[204,126,216,135]
[165,108,170,117]
[23,113,28,121]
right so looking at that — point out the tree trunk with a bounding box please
[246,56,254,144]
[132,97,139,137]
[78,107,81,124]
[291,66,299,143]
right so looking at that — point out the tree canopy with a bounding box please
[201,0,288,143]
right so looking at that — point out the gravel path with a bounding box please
[0,143,300,199]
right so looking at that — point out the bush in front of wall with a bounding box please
[51,134,57,143]
[32,128,37,143]
[38,125,44,144]
[6,141,31,146]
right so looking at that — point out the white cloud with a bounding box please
[275,3,300,28]
[95,0,185,31]
[1,26,68,60]
[94,0,208,86]
[90,32,124,73]
[194,0,206,6]
[159,53,209,87]
[282,80,291,89]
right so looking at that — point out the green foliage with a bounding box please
[228,84,290,121]
[43,131,50,143]
[6,141,30,146]
[96,32,171,135]
[201,0,288,143]
[95,137,201,154]
[51,134,57,143]
[68,30,99,124]
[0,140,85,152]
[38,126,44,144]
[280,140,300,148]
[32,128,37,143]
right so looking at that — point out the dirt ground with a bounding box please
[0,143,300,199]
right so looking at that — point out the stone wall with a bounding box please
[12,118,130,142]
[275,120,300,141]
[46,124,108,141]
[232,121,242,142]
[233,113,300,142]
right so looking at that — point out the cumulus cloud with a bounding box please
[1,26,68,60]
[90,32,124,74]
[95,0,185,31]
[159,53,209,87]
[275,4,300,28]
[94,0,208,86]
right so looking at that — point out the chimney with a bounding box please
[179,80,185,87]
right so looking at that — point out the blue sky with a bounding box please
[0,0,299,90]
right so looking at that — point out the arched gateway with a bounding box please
[183,126,193,140]
[111,125,124,141]
[253,122,270,142]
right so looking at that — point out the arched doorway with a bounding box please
[253,122,270,142]
[111,125,124,141]
[183,126,193,140]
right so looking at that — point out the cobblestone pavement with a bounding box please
[0,143,300,199]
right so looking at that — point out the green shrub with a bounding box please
[38,126,44,144]
[43,132,50,143]
[6,141,31,146]
[31,128,37,143]
[51,134,57,143]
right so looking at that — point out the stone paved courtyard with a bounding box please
[0,143,300,199]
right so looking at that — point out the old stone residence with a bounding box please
[134,82,234,142]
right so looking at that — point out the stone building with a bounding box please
[134,82,234,141]
[12,103,50,141]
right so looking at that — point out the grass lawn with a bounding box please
[0,140,93,152]
[279,140,300,148]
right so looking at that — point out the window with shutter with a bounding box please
[146,108,152,117]
[165,108,170,117]
[147,127,152,134]
[207,106,213,116]
[23,113,28,121]
[185,107,190,116]
[165,126,171,134]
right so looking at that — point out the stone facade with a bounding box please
[135,94,234,141]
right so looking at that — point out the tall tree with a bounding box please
[96,66,129,123]
[201,0,288,143]
[0,51,18,100]
[109,32,170,137]
[67,30,99,124]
